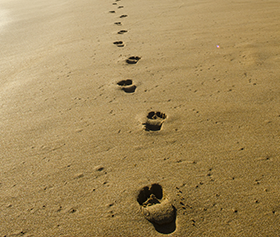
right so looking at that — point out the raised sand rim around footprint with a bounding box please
[137,184,175,225]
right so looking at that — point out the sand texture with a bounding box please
[1,0,280,236]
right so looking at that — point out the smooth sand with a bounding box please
[1,0,280,236]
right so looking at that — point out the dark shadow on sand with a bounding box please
[152,207,177,234]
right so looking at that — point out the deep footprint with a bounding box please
[137,184,175,225]
[126,56,141,64]
[118,30,128,34]
[113,41,125,47]
[117,79,137,93]
[143,111,167,131]
[120,14,128,18]
[109,10,116,13]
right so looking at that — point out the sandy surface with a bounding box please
[1,0,280,236]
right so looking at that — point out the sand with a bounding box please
[0,0,280,236]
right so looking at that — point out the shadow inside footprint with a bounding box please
[118,30,128,34]
[126,56,141,64]
[137,184,176,234]
[147,111,167,120]
[143,111,167,131]
[120,14,128,18]
[113,41,124,47]
[137,184,163,205]
[114,22,122,25]
[109,10,115,13]
[117,79,137,93]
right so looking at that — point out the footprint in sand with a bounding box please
[117,30,128,34]
[126,56,141,64]
[114,22,122,25]
[117,79,137,93]
[109,10,116,13]
[113,41,125,47]
[143,111,167,131]
[118,6,124,8]
[120,14,128,18]
[137,184,175,225]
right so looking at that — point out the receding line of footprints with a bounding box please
[110,1,166,131]
[109,1,172,228]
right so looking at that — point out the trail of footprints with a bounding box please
[106,2,278,232]
[109,0,167,131]
[108,0,172,229]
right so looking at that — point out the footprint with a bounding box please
[126,56,141,64]
[120,14,128,18]
[137,184,175,225]
[113,41,125,47]
[114,22,122,25]
[118,6,124,8]
[117,79,137,93]
[143,111,167,131]
[109,10,116,13]
[117,30,128,34]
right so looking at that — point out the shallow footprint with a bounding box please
[117,30,128,34]
[113,41,125,47]
[143,111,167,131]
[137,184,175,225]
[126,56,141,64]
[117,79,137,93]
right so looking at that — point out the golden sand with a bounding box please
[1,0,279,236]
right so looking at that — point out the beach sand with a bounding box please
[0,0,279,236]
